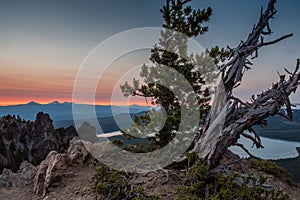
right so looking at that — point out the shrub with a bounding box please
[111,139,124,147]
[93,163,151,200]
[250,159,293,185]
[177,157,290,200]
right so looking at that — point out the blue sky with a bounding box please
[0,0,299,105]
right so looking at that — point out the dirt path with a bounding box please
[0,165,99,200]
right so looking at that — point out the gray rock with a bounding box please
[34,151,58,195]
[0,112,78,173]
[0,161,37,188]
[77,122,98,143]
[34,137,93,196]
[17,161,37,186]
[68,137,93,165]
[0,168,14,188]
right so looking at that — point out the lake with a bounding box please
[230,136,300,160]
[99,131,300,160]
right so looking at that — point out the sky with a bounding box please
[0,0,299,106]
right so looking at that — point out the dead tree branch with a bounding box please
[219,0,293,93]
[208,60,300,168]
[192,0,299,169]
[234,143,261,160]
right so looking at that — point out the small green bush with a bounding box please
[93,163,153,200]
[177,157,290,200]
[250,159,293,185]
[111,139,124,147]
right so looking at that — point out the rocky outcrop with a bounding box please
[0,137,97,200]
[0,168,14,188]
[0,112,78,173]
[17,161,37,186]
[0,136,93,197]
[77,122,99,143]
[34,151,73,196]
[33,151,57,196]
[67,137,94,165]
[0,161,36,188]
[33,137,93,196]
[34,112,55,135]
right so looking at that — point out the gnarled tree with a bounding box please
[192,0,299,169]
[121,0,300,170]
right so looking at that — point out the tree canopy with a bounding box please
[120,0,219,148]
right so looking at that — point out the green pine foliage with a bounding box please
[0,134,6,156]
[176,155,289,200]
[250,159,294,186]
[111,139,124,147]
[97,0,293,199]
[93,163,160,200]
[120,0,219,150]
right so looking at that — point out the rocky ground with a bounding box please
[0,138,299,200]
[0,137,99,200]
[0,165,97,200]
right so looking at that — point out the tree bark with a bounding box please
[192,0,299,169]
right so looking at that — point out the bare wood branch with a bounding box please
[230,96,248,106]
[241,132,263,148]
[234,143,261,160]
[245,34,293,54]
[190,0,300,170]
[218,0,291,93]
[284,68,293,75]
[276,111,291,120]
[206,62,300,168]
[248,127,262,145]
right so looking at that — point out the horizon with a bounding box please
[0,100,152,107]
[0,100,299,111]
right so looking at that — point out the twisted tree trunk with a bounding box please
[192,0,299,169]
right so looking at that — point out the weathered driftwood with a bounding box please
[192,0,299,169]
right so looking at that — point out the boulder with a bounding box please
[34,150,72,196]
[34,137,93,196]
[0,161,36,188]
[77,122,99,143]
[0,168,14,188]
[68,137,93,165]
[43,153,72,196]
[17,161,37,186]
[34,151,58,195]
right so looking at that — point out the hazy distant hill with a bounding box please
[1,102,299,141]
[0,101,152,126]
[55,111,147,132]
[254,110,300,142]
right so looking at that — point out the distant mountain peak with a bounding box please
[130,104,142,107]
[48,101,60,105]
[62,102,73,105]
[48,101,73,105]
[26,101,41,106]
